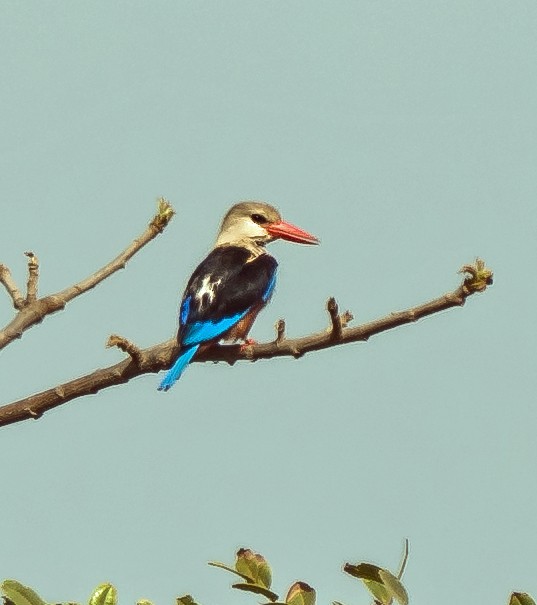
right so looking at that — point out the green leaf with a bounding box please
[378,569,408,605]
[286,582,316,605]
[232,583,279,602]
[255,554,272,589]
[88,584,117,605]
[176,595,201,605]
[235,548,272,588]
[1,580,48,605]
[235,549,256,582]
[137,600,154,605]
[343,563,408,605]
[210,548,273,591]
[362,579,391,605]
[510,593,537,605]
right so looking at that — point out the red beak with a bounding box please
[266,220,319,245]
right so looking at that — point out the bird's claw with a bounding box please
[240,338,258,352]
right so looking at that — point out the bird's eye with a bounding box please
[251,213,268,224]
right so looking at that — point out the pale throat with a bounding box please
[214,236,268,260]
[214,221,271,260]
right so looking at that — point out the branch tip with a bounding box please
[327,296,343,340]
[24,251,39,304]
[0,263,25,309]
[274,319,286,344]
[151,197,175,232]
[460,258,493,295]
[341,310,354,328]
[106,334,143,365]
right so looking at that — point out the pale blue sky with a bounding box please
[1,2,536,605]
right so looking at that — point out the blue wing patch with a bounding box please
[262,271,277,302]
[182,311,247,346]
[180,295,191,326]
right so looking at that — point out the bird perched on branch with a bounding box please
[158,201,318,391]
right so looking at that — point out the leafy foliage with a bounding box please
[510,594,537,605]
[343,562,408,605]
[1,580,47,605]
[0,546,532,605]
[88,584,117,605]
[209,548,278,601]
[175,596,199,605]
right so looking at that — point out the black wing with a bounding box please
[178,246,278,345]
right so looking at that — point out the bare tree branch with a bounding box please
[0,259,493,429]
[0,198,174,351]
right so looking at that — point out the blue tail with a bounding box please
[158,345,200,391]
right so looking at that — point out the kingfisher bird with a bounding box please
[158,201,318,391]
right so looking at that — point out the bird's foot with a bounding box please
[240,338,258,359]
[240,338,257,352]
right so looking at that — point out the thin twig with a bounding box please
[0,264,25,310]
[0,198,174,351]
[327,297,343,340]
[24,251,39,304]
[54,198,174,304]
[397,539,410,580]
[0,259,493,428]
[275,319,286,344]
[340,310,354,328]
[106,334,143,366]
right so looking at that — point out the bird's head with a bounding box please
[215,201,319,248]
